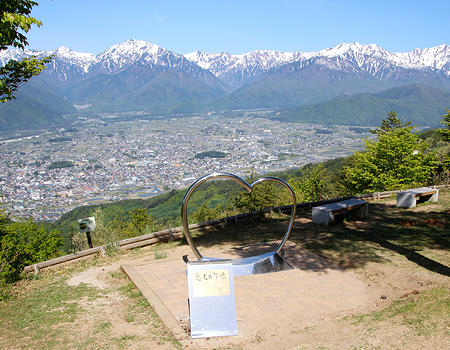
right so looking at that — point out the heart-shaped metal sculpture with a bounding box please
[181,172,296,275]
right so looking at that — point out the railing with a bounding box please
[24,184,449,273]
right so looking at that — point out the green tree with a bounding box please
[128,208,157,236]
[0,209,62,284]
[437,109,450,170]
[438,109,450,142]
[341,113,437,194]
[191,202,223,223]
[108,208,158,240]
[288,163,329,202]
[231,171,288,213]
[1,0,51,102]
[370,111,411,136]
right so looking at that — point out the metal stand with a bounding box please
[85,230,93,248]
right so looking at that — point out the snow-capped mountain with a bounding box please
[0,39,449,120]
[0,46,93,73]
[185,42,450,87]
[87,39,217,78]
[0,39,222,82]
[185,50,304,88]
[1,39,448,87]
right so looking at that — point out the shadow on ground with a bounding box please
[186,194,449,275]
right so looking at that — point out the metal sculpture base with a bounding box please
[186,252,293,276]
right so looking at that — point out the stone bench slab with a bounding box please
[312,198,368,225]
[397,187,438,208]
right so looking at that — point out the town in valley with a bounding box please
[0,112,370,221]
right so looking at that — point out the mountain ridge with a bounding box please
[0,40,449,129]
[1,40,448,85]
[271,84,450,127]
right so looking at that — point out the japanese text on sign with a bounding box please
[192,269,230,297]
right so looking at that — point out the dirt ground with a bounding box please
[64,243,449,350]
[65,199,449,350]
[63,259,177,349]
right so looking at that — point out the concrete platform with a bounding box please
[121,242,369,346]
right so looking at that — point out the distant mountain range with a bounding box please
[0,40,449,130]
[271,84,450,127]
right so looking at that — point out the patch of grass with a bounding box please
[0,276,101,349]
[154,246,167,259]
[94,320,112,334]
[1,267,182,349]
[125,314,135,323]
[109,269,125,280]
[115,334,137,349]
[351,287,450,336]
[119,281,143,299]
[99,320,112,330]
[350,342,381,350]
[116,278,181,349]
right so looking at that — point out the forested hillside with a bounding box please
[271,85,450,127]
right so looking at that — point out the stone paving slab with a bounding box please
[121,242,369,346]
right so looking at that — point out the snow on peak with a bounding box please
[42,47,95,74]
[185,51,233,72]
[317,42,388,58]
[185,49,303,78]
[2,40,449,82]
[391,44,450,70]
[51,46,93,58]
[53,46,74,54]
[184,42,449,86]
[92,39,176,72]
[311,42,450,71]
[105,39,162,54]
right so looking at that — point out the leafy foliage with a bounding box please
[108,208,158,241]
[438,109,450,142]
[0,56,52,102]
[0,209,62,284]
[341,113,437,193]
[191,202,225,223]
[56,180,242,244]
[436,109,450,172]
[370,111,411,135]
[288,163,330,202]
[1,0,41,50]
[230,171,290,213]
[0,0,51,102]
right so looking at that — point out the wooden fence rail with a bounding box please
[24,184,449,273]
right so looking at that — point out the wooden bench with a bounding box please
[396,187,439,208]
[312,198,368,225]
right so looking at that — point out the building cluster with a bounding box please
[0,115,367,221]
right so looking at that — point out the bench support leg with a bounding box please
[431,189,439,203]
[312,209,334,225]
[356,203,369,219]
[397,192,417,208]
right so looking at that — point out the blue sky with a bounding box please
[26,0,450,55]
